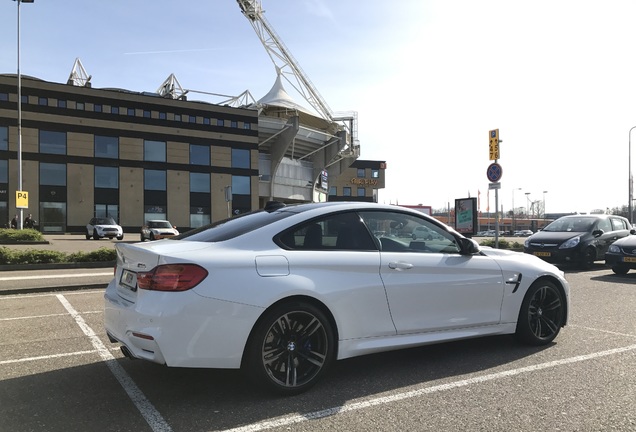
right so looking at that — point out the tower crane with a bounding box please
[236,0,360,158]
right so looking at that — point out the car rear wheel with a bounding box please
[515,280,565,346]
[612,264,630,275]
[244,301,335,395]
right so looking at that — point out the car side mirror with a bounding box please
[592,229,604,237]
[458,237,480,255]
[630,229,636,235]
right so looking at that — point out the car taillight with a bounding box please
[136,264,208,292]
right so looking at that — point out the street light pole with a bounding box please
[525,192,531,220]
[543,190,548,221]
[15,0,34,230]
[629,126,636,225]
[512,188,521,233]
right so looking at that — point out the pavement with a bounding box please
[0,234,128,295]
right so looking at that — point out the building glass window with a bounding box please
[95,204,119,220]
[0,160,7,183]
[159,112,166,120]
[357,187,366,197]
[190,212,211,229]
[94,104,103,113]
[144,140,166,162]
[357,168,365,178]
[111,106,119,114]
[190,172,210,193]
[0,126,7,151]
[0,92,8,101]
[127,107,135,116]
[203,117,210,125]
[21,95,28,104]
[343,187,351,197]
[76,102,85,110]
[329,186,336,196]
[190,144,210,165]
[243,122,251,130]
[95,166,119,189]
[143,110,151,118]
[230,120,238,128]
[217,119,224,127]
[40,163,66,186]
[231,148,250,169]
[372,169,379,178]
[39,130,66,155]
[144,169,166,191]
[189,115,196,123]
[57,99,66,108]
[38,97,48,106]
[174,114,182,122]
[231,175,250,195]
[95,135,118,158]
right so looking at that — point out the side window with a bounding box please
[610,218,626,231]
[359,211,460,254]
[278,212,377,251]
[597,218,612,232]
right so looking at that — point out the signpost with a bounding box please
[487,130,502,247]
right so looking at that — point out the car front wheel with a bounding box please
[85,229,91,240]
[515,280,565,346]
[93,231,100,240]
[581,247,596,270]
[244,301,335,395]
[612,264,630,275]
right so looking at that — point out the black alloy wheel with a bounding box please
[245,302,335,395]
[515,280,565,346]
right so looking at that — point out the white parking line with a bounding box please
[0,272,112,281]
[56,294,173,432]
[0,347,121,365]
[0,311,101,321]
[221,344,636,432]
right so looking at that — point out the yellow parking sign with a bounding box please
[16,191,28,209]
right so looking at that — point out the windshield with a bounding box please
[148,221,172,228]
[543,217,595,233]
[96,218,117,225]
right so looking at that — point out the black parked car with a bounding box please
[524,214,633,269]
[605,233,636,274]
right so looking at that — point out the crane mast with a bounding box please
[237,0,359,153]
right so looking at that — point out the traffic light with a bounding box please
[489,129,500,160]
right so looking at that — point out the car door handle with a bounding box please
[388,262,413,270]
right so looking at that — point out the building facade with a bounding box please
[0,74,259,233]
[327,159,386,203]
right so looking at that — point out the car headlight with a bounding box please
[524,238,531,248]
[608,244,621,253]
[559,236,580,249]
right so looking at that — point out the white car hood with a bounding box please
[479,246,563,274]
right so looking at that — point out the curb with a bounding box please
[0,261,115,272]
[0,283,108,296]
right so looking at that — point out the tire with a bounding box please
[244,301,335,395]
[116,234,124,240]
[612,264,630,275]
[150,233,155,241]
[93,231,100,240]
[580,247,596,270]
[140,233,145,241]
[85,229,91,240]
[515,280,565,346]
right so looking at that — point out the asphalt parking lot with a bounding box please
[1,266,635,431]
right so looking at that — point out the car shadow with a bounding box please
[1,335,556,431]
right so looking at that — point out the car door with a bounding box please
[359,211,505,335]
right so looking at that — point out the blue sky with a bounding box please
[2,0,635,215]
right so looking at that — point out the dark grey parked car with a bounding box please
[605,233,636,274]
[524,214,633,269]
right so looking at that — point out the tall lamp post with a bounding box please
[512,187,521,233]
[629,126,636,225]
[15,0,34,230]
[525,192,531,219]
[543,190,548,221]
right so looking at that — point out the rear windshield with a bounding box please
[175,209,296,242]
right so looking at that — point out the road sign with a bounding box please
[487,163,503,182]
[16,191,28,209]
[489,129,500,160]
